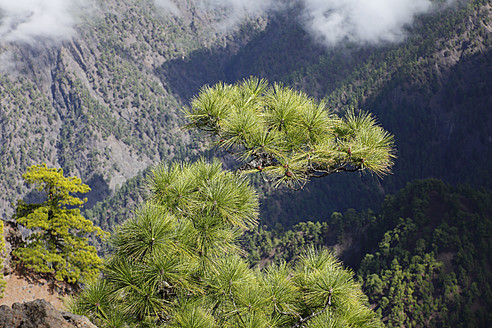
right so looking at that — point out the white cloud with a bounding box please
[154,0,182,16]
[0,0,95,45]
[156,0,436,46]
[201,0,276,31]
[301,0,433,45]
[154,0,277,31]
[0,0,442,48]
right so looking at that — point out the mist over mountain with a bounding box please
[0,0,456,47]
[0,0,490,227]
[0,0,97,44]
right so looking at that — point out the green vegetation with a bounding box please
[240,209,377,267]
[185,77,395,189]
[0,220,6,298]
[71,159,382,328]
[358,180,492,327]
[1,0,490,227]
[0,0,490,325]
[0,75,59,219]
[12,164,108,284]
[84,168,150,231]
[70,77,396,327]
[0,0,214,219]
[241,180,492,327]
[236,0,492,224]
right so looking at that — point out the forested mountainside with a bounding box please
[0,0,267,218]
[255,0,492,225]
[241,179,492,327]
[1,0,491,228]
[88,0,492,228]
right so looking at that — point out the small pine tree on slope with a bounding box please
[13,164,108,284]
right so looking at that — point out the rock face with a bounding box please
[0,299,97,328]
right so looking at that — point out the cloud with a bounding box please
[154,0,182,16]
[301,0,433,45]
[0,0,95,45]
[154,0,277,32]
[0,0,442,48]
[200,0,276,31]
[156,0,436,46]
[199,0,275,17]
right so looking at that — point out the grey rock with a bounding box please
[0,299,98,328]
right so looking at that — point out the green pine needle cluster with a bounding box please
[70,159,382,327]
[184,77,396,189]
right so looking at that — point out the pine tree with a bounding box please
[70,78,391,327]
[184,77,396,189]
[13,164,108,284]
[71,160,382,327]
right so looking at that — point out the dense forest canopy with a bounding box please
[241,179,492,327]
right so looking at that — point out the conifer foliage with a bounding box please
[184,77,396,189]
[71,159,382,327]
[13,164,107,284]
[0,221,6,298]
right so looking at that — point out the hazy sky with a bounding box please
[0,0,439,46]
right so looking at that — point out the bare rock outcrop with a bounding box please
[0,299,97,328]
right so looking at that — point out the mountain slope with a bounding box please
[0,0,268,218]
[1,0,491,229]
[251,0,492,225]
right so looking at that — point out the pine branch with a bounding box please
[290,289,333,328]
